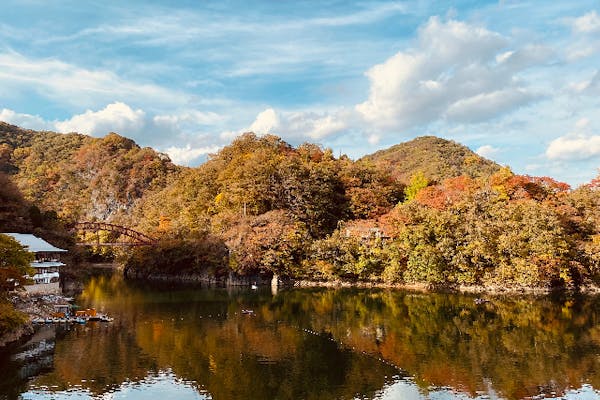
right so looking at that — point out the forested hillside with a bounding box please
[2,122,599,290]
[362,136,500,183]
[0,122,179,223]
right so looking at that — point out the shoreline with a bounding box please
[4,272,600,349]
[0,292,77,349]
[123,264,600,295]
[292,279,600,295]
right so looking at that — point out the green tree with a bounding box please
[0,234,34,291]
[404,171,429,202]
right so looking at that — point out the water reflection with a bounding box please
[24,370,209,400]
[2,272,600,399]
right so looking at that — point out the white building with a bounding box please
[3,233,67,294]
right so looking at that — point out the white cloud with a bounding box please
[367,134,380,145]
[566,44,599,61]
[575,117,590,130]
[476,145,500,159]
[285,111,348,140]
[574,71,600,94]
[152,110,226,139]
[164,144,221,165]
[153,110,223,127]
[219,130,241,141]
[355,17,544,130]
[55,102,146,136]
[546,118,600,160]
[3,103,226,153]
[0,51,187,109]
[0,109,53,131]
[249,108,280,135]
[445,88,537,123]
[566,11,600,60]
[572,11,600,34]
[546,135,600,160]
[307,3,406,27]
[45,3,407,45]
[248,107,349,141]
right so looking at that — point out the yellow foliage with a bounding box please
[158,215,171,232]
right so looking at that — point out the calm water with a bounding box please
[2,271,600,400]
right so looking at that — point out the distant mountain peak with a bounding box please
[361,135,500,184]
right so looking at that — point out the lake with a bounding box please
[2,270,600,399]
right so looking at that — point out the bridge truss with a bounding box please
[73,222,156,247]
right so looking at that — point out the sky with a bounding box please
[0,0,599,186]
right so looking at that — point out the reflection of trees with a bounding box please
[26,275,397,399]
[268,289,600,399]
[29,323,154,395]
[16,275,600,399]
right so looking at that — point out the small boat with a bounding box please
[241,309,255,315]
[251,284,258,290]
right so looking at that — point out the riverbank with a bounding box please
[292,279,600,295]
[0,292,75,348]
[125,270,600,295]
[124,267,274,287]
[0,322,33,348]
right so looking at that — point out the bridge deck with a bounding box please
[73,222,157,247]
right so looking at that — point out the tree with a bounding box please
[223,210,310,276]
[404,172,429,202]
[0,234,34,291]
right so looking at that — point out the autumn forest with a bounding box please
[1,121,600,290]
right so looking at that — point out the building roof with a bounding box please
[2,233,67,253]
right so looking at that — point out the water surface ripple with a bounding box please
[2,271,600,399]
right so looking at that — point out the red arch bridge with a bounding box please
[73,222,157,247]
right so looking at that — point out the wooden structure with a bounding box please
[3,233,67,294]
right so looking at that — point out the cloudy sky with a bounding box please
[1,1,599,185]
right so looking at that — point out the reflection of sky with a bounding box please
[19,372,600,400]
[21,370,210,400]
[375,379,600,400]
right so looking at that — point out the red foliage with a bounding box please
[415,186,447,209]
[378,208,408,238]
[589,171,600,189]
[505,175,571,201]
[530,176,571,193]
[415,175,477,210]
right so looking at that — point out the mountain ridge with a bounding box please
[361,135,501,184]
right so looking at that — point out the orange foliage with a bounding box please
[415,175,476,209]
[589,171,600,189]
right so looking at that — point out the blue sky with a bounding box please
[1,1,599,185]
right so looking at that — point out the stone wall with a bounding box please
[24,282,60,295]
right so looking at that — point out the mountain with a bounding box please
[0,171,31,231]
[4,123,599,290]
[0,123,498,233]
[0,122,180,224]
[361,136,501,184]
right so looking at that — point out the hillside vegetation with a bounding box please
[1,122,600,290]
[0,122,179,224]
[362,136,500,183]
